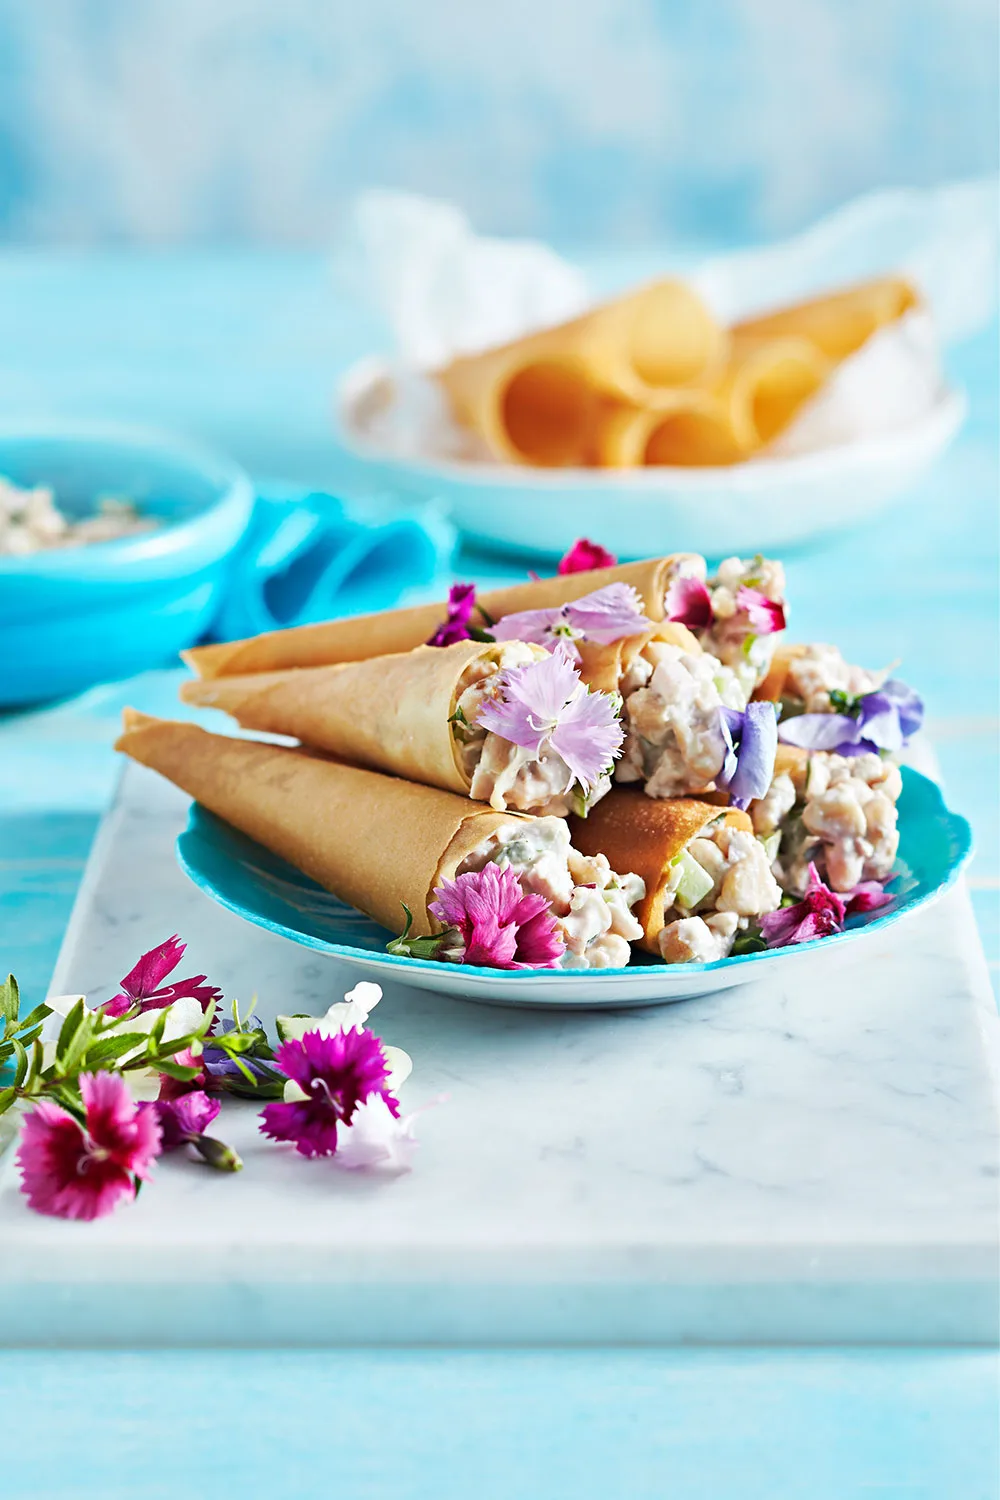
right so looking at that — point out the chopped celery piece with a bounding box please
[674,850,715,910]
[759,831,781,864]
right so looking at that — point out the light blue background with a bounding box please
[0,0,995,246]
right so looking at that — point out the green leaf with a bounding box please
[83,1032,149,1069]
[152,1060,202,1082]
[466,626,496,643]
[56,998,87,1061]
[57,1007,96,1078]
[10,1038,28,1089]
[15,1003,52,1035]
[0,1085,17,1114]
[0,975,19,1024]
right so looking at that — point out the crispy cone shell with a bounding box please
[436,281,726,465]
[180,640,549,797]
[183,554,698,680]
[116,710,526,937]
[569,789,752,955]
[733,277,918,363]
[575,621,701,694]
[718,334,831,449]
[754,643,809,703]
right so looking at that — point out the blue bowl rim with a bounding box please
[176,765,974,983]
[0,417,254,577]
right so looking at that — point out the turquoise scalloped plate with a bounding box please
[176,767,972,1009]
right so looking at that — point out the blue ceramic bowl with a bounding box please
[177,766,972,1011]
[0,421,253,705]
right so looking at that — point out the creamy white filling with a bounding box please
[779,751,901,894]
[781,643,886,714]
[617,640,746,799]
[657,822,782,964]
[453,643,611,817]
[458,817,645,970]
[697,555,787,695]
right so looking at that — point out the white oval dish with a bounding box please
[334,356,965,561]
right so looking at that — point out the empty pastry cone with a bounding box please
[569,789,752,954]
[115,710,528,938]
[181,640,546,798]
[183,553,701,680]
[733,276,919,363]
[435,280,727,465]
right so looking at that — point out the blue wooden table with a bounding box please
[0,252,996,1497]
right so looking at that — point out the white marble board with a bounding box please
[0,762,997,1347]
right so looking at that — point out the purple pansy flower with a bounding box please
[778,679,924,757]
[666,575,714,629]
[259,1028,398,1158]
[735,585,786,635]
[430,861,564,969]
[557,537,617,575]
[475,646,624,790]
[102,935,222,1019]
[716,702,778,811]
[493,583,651,658]
[427,582,479,647]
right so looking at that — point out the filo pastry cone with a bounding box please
[184,553,700,681]
[181,639,545,801]
[115,710,531,939]
[595,335,831,467]
[569,789,752,955]
[733,277,918,363]
[753,644,809,703]
[436,281,726,466]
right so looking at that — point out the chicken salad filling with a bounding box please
[616,639,747,799]
[451,643,612,817]
[457,816,646,969]
[657,818,783,964]
[778,643,887,716]
[662,553,787,697]
[752,750,902,896]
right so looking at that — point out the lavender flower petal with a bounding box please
[778,712,862,753]
[717,702,778,810]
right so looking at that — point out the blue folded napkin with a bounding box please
[209,486,455,642]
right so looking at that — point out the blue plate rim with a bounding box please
[175,766,973,982]
[0,417,254,576]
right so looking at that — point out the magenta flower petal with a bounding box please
[845,881,894,915]
[259,1028,398,1158]
[427,582,479,647]
[475,648,623,791]
[557,538,617,574]
[118,935,185,999]
[155,1091,221,1150]
[80,1071,162,1181]
[666,575,714,629]
[17,1104,137,1221]
[16,1074,162,1221]
[735,586,786,635]
[760,863,847,948]
[429,862,564,970]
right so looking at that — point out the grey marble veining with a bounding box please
[0,762,997,1347]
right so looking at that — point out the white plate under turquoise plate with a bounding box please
[176,767,971,1009]
[335,358,965,561]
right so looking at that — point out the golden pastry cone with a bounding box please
[600,395,750,468]
[115,710,527,938]
[436,280,726,465]
[183,553,700,680]
[718,334,832,450]
[569,788,752,954]
[734,277,919,363]
[180,640,547,798]
[754,643,809,702]
[575,621,701,695]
